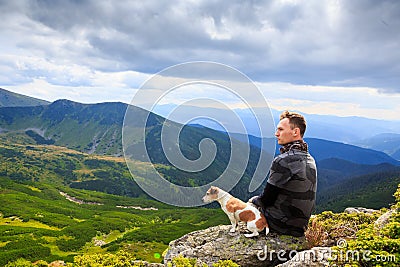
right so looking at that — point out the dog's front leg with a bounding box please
[227,213,237,232]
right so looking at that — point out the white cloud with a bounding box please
[1,0,399,121]
[258,82,400,120]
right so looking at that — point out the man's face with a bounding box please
[275,118,299,145]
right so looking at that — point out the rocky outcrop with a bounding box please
[59,191,103,205]
[157,205,396,266]
[164,224,309,267]
[344,207,378,214]
[374,208,398,230]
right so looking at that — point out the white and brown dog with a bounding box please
[202,186,269,237]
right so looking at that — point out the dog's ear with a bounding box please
[210,186,219,195]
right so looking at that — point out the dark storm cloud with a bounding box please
[1,0,400,91]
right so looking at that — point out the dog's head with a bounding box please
[202,186,220,203]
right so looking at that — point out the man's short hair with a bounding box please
[280,111,307,137]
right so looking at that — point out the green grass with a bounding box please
[0,217,60,230]
[0,140,228,265]
[0,176,227,265]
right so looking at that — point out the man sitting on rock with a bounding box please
[251,111,317,237]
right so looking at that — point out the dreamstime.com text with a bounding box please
[257,241,396,264]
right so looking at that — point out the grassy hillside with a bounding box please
[308,186,400,267]
[2,99,399,204]
[316,169,400,213]
[316,158,400,190]
[0,114,266,202]
[1,133,399,212]
[0,137,399,265]
[0,177,227,265]
[0,137,230,265]
[0,100,127,155]
[0,134,145,197]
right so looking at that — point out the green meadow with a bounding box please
[0,139,228,265]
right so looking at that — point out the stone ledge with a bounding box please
[164,224,307,267]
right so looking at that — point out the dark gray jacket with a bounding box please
[253,149,317,236]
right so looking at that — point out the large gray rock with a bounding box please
[164,224,308,267]
[344,207,378,214]
[374,208,397,230]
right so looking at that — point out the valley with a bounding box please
[0,142,228,265]
[0,89,400,265]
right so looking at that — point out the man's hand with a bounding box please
[248,196,258,204]
[248,196,264,212]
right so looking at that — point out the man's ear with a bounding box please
[293,127,300,137]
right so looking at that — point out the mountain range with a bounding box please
[1,88,400,211]
[153,103,400,160]
[0,89,264,202]
[354,133,400,160]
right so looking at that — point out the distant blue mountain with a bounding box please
[354,133,400,160]
[229,132,400,166]
[305,138,400,166]
[154,104,400,144]
[393,148,400,161]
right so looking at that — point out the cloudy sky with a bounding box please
[1,0,400,120]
